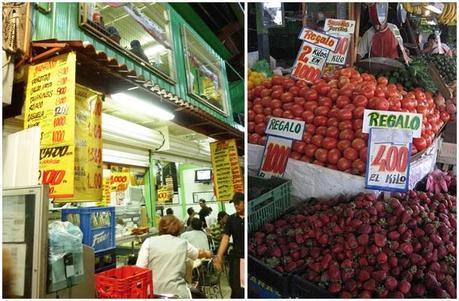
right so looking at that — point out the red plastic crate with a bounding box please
[95,266,153,298]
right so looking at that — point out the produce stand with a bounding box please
[248,2,456,298]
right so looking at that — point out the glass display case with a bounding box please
[182,26,229,115]
[79,2,175,81]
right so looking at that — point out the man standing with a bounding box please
[198,199,212,228]
[214,192,244,298]
[209,211,229,251]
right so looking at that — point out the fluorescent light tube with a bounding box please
[110,92,174,121]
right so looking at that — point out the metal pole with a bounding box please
[255,3,270,63]
[337,3,347,19]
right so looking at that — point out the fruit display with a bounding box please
[248,67,451,176]
[425,54,457,84]
[248,69,267,90]
[426,169,457,194]
[248,191,457,298]
[438,3,457,25]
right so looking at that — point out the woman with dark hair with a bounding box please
[136,215,212,298]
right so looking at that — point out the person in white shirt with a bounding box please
[423,33,453,57]
[181,218,210,250]
[136,215,211,298]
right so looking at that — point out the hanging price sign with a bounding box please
[324,19,356,66]
[291,42,330,83]
[259,117,305,178]
[365,128,412,192]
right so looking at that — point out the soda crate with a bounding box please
[248,255,292,298]
[248,176,291,233]
[95,265,153,298]
[290,273,335,298]
[95,248,117,273]
[61,206,115,253]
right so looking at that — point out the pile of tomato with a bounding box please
[248,67,450,176]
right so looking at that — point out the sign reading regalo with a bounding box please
[362,110,423,138]
[265,117,306,141]
[298,27,340,52]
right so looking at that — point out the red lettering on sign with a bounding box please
[52,130,65,143]
[297,45,313,62]
[292,62,321,82]
[42,169,66,185]
[261,143,291,174]
[54,116,66,127]
[371,145,409,172]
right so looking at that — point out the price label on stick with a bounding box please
[365,128,412,192]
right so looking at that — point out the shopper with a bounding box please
[181,218,210,250]
[214,192,244,298]
[198,199,212,228]
[186,207,196,228]
[357,4,408,61]
[166,208,174,216]
[209,211,229,252]
[136,215,212,298]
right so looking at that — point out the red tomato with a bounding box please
[311,134,324,147]
[339,129,355,141]
[440,111,450,122]
[343,103,356,111]
[352,159,366,174]
[271,99,282,109]
[263,107,272,116]
[253,104,264,114]
[337,158,352,171]
[298,87,309,98]
[415,90,426,101]
[327,149,341,165]
[352,95,368,107]
[254,114,265,124]
[374,98,390,111]
[326,127,339,138]
[314,116,328,127]
[248,100,253,110]
[328,108,340,118]
[306,124,316,135]
[291,104,304,117]
[351,138,366,151]
[281,92,294,103]
[304,144,319,157]
[289,86,300,96]
[377,76,388,86]
[248,110,255,121]
[301,155,313,163]
[292,141,306,154]
[328,89,340,101]
[254,86,265,97]
[272,108,283,117]
[317,83,331,96]
[313,160,326,167]
[321,137,338,150]
[248,121,255,133]
[339,88,353,98]
[353,119,363,131]
[327,118,339,127]
[261,89,272,97]
[344,148,358,161]
[249,133,261,144]
[315,148,329,163]
[304,101,319,112]
[294,97,306,105]
[318,96,333,107]
[302,111,314,124]
[413,137,427,151]
[304,90,319,101]
[271,76,284,86]
[290,152,302,160]
[303,132,312,144]
[337,109,353,121]
[282,111,294,119]
[315,106,330,117]
[336,95,351,108]
[261,96,272,107]
[337,140,351,151]
[271,90,283,99]
[338,121,353,131]
[283,79,295,90]
[353,107,365,119]
[255,123,266,135]
[316,126,328,136]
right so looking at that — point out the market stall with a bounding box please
[247,2,456,298]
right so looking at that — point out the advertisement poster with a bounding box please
[24,52,76,198]
[210,139,243,202]
[324,19,356,66]
[71,84,103,201]
[259,135,293,178]
[365,128,412,192]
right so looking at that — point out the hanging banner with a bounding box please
[70,85,103,201]
[291,42,330,82]
[365,128,412,192]
[362,109,423,138]
[210,139,243,202]
[24,52,76,198]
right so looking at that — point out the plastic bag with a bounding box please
[48,221,85,292]
[251,60,273,77]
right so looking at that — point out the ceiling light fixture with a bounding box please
[110,92,175,121]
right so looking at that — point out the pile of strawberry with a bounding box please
[248,68,451,176]
[248,191,456,298]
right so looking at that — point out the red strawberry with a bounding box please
[320,253,332,268]
[374,201,384,213]
[388,230,400,241]
[295,214,306,223]
[291,251,300,261]
[309,262,321,273]
[357,233,369,245]
[409,253,423,265]
[430,234,442,246]
[318,233,329,245]
[263,223,275,233]
[400,242,413,255]
[341,258,353,269]
[374,233,386,247]
[268,247,281,257]
[363,279,376,291]
[385,276,398,290]
[284,261,297,272]
[327,265,341,281]
[376,252,388,264]
[358,270,371,282]
[255,231,266,239]
[371,270,387,282]
[287,242,299,250]
[295,234,304,244]
[344,279,357,292]
[328,282,342,294]
[257,245,268,256]
[399,279,411,294]
[359,290,372,298]
[412,283,426,296]
[339,291,352,298]
[359,257,368,266]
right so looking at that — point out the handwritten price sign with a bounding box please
[259,136,292,178]
[365,128,412,192]
[292,42,330,83]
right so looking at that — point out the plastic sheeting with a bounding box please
[248,137,439,200]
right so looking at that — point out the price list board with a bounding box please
[24,52,77,198]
